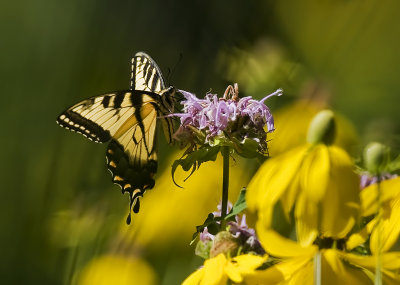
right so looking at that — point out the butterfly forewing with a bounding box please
[131,52,166,92]
[57,52,175,224]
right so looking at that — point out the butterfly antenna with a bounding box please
[166,52,183,86]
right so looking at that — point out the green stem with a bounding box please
[314,251,321,285]
[375,175,382,285]
[221,146,230,229]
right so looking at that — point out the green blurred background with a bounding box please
[1,0,400,284]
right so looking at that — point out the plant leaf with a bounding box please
[190,213,222,245]
[225,187,247,219]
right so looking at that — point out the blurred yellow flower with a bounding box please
[358,177,400,253]
[119,152,253,250]
[341,252,400,284]
[268,101,358,156]
[182,253,274,285]
[256,230,373,285]
[77,254,157,285]
[247,143,360,245]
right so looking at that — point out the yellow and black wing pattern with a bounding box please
[57,52,175,224]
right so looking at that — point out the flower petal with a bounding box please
[300,145,330,203]
[361,177,400,217]
[201,254,228,285]
[320,146,360,238]
[370,197,400,253]
[346,227,369,250]
[342,251,400,270]
[182,267,204,285]
[243,263,285,284]
[322,250,371,285]
[225,255,267,283]
[256,227,317,258]
[295,192,318,247]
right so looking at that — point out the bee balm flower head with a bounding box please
[171,84,282,158]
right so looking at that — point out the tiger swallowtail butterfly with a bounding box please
[57,52,176,224]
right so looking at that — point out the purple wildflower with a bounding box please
[198,200,265,255]
[199,226,215,242]
[171,84,282,156]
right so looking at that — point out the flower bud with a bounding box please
[363,142,389,174]
[209,231,239,258]
[307,110,336,145]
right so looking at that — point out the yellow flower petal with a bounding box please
[342,252,400,270]
[224,263,243,283]
[370,198,400,253]
[247,145,307,224]
[244,264,284,284]
[381,270,400,285]
[201,254,228,285]
[225,255,267,283]
[320,146,359,238]
[246,156,279,212]
[321,250,371,285]
[277,147,307,216]
[300,145,330,203]
[346,227,369,250]
[295,192,318,247]
[285,260,314,285]
[256,227,317,258]
[182,267,204,285]
[361,177,400,217]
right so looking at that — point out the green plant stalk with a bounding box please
[221,146,230,229]
[375,176,382,285]
[314,251,321,285]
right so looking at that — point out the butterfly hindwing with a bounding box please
[106,139,157,224]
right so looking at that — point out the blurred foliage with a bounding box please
[1,0,400,284]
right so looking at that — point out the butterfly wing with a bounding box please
[131,51,166,92]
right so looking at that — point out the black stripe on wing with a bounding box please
[57,111,111,143]
[106,140,157,224]
[130,52,166,92]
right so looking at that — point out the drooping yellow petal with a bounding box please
[256,227,317,258]
[370,198,400,253]
[294,192,318,247]
[381,269,400,285]
[300,145,330,203]
[224,254,268,283]
[246,155,279,211]
[342,252,400,270]
[285,260,314,285]
[276,146,308,216]
[321,250,371,285]
[182,267,204,285]
[346,226,369,250]
[247,145,307,221]
[320,146,360,238]
[244,262,285,284]
[361,177,400,217]
[201,254,228,285]
[224,261,243,283]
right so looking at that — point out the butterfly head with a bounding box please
[160,86,176,114]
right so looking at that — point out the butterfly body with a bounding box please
[57,52,175,223]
